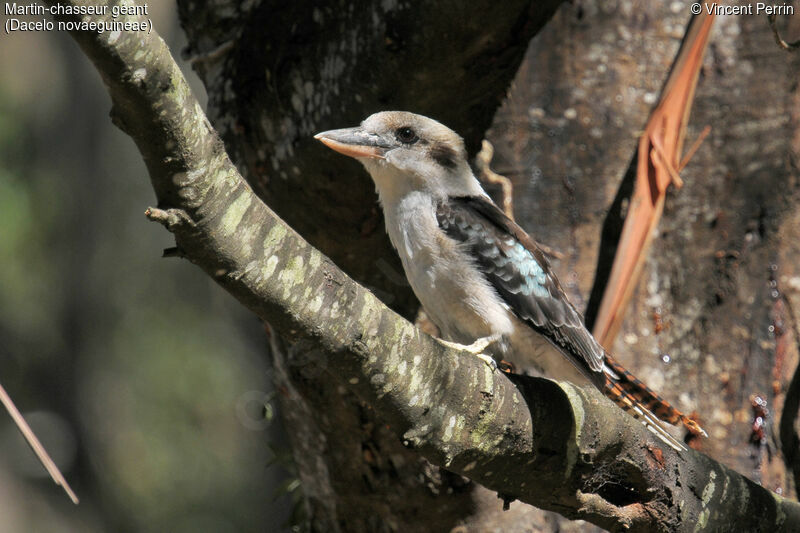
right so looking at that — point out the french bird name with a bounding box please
[5,3,151,34]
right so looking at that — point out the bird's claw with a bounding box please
[473,351,499,371]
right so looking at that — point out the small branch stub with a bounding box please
[144,207,194,231]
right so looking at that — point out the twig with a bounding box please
[476,140,515,219]
[678,125,711,171]
[0,382,78,503]
[768,13,800,51]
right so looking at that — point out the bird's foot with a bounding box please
[436,334,501,371]
[436,333,501,354]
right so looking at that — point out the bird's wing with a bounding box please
[436,196,605,375]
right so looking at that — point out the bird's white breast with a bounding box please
[383,191,514,345]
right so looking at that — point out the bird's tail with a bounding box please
[601,354,706,452]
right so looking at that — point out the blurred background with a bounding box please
[0,4,293,532]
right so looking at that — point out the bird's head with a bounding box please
[315,111,486,203]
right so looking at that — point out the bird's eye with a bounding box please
[395,127,419,144]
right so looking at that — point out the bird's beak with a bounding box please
[314,127,388,159]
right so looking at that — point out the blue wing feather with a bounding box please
[436,196,605,375]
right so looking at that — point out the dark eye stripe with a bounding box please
[430,143,457,169]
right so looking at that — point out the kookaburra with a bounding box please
[315,111,705,450]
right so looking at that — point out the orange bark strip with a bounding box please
[592,12,716,348]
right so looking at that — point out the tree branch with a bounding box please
[47,2,800,531]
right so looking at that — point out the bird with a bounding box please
[315,111,705,450]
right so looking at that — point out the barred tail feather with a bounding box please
[602,354,707,451]
[602,375,686,451]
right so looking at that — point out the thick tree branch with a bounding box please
[47,2,800,531]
